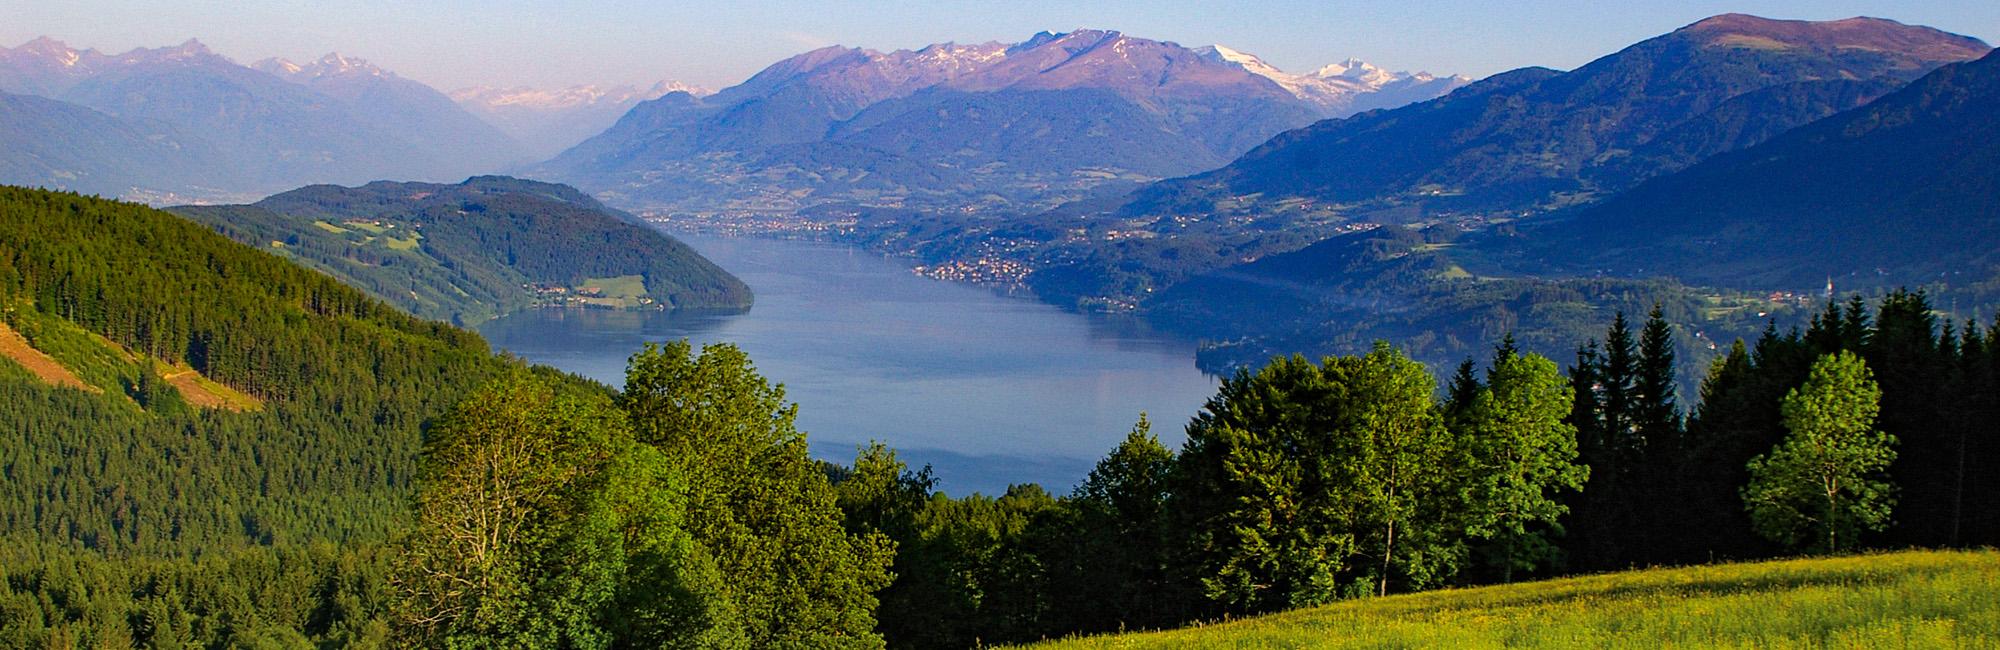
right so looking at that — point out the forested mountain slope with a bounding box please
[173,176,751,326]
[0,186,510,556]
[1515,48,2000,290]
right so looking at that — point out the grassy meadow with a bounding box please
[1024,550,1999,649]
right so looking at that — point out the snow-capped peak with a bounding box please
[1196,46,1469,117]
[644,80,714,98]
[256,57,304,75]
[1312,58,1395,86]
[253,52,392,81]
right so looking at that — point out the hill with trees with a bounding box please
[173,176,751,326]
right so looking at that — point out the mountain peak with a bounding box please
[119,38,223,65]
[170,38,213,57]
[1677,14,1990,59]
[10,36,84,67]
[252,57,304,76]
[255,52,393,80]
[1011,29,1123,54]
[645,79,714,97]
[313,52,388,76]
[17,36,74,55]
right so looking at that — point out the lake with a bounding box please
[478,233,1219,495]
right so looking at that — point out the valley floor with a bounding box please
[1023,550,1999,649]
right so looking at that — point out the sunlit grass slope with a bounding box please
[1026,550,1999,649]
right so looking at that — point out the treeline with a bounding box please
[6,290,1990,647]
[815,293,1998,647]
[826,342,1583,646]
[1569,291,2000,568]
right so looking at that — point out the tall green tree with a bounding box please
[620,341,893,649]
[1174,344,1459,612]
[829,444,938,648]
[1062,415,1185,632]
[1456,349,1589,582]
[1743,352,1898,553]
[394,370,735,649]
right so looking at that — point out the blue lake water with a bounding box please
[477,233,1219,495]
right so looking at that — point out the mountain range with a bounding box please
[1113,18,1999,373]
[1114,15,1990,226]
[536,30,1466,213]
[251,53,527,174]
[0,38,525,201]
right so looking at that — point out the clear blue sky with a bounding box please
[2,1,1995,91]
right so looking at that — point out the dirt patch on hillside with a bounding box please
[0,321,99,393]
[161,368,262,412]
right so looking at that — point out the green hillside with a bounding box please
[1027,550,2000,649]
[0,186,518,555]
[172,176,751,326]
[0,186,527,645]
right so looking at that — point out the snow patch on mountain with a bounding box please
[1195,46,1470,116]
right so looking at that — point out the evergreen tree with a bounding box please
[1568,311,1648,570]
[1063,415,1184,632]
[1634,306,1681,447]
[1864,290,1949,547]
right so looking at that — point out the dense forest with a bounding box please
[1,186,1996,648]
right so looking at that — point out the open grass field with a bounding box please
[1024,550,1999,649]
[579,274,649,300]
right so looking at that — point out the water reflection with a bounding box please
[480,233,1218,495]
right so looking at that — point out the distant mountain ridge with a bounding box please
[252,52,528,172]
[452,81,711,159]
[1115,15,1991,226]
[535,30,1466,213]
[0,37,523,202]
